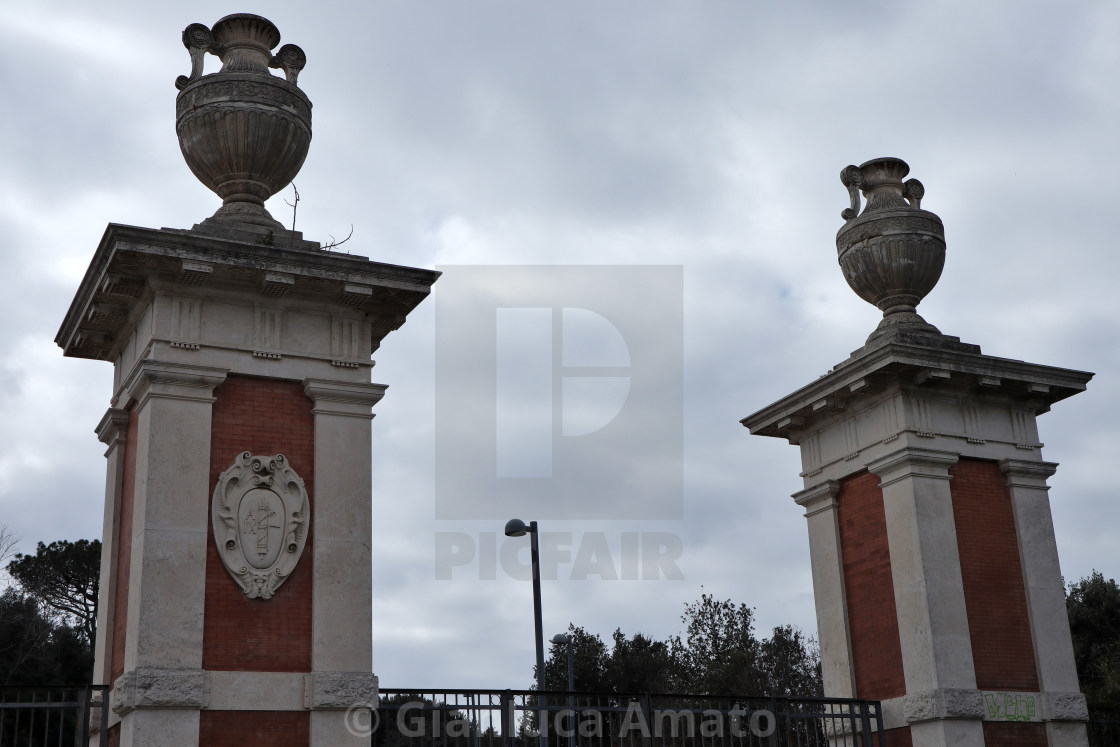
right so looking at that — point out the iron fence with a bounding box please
[10,685,1118,746]
[0,685,108,746]
[370,689,884,747]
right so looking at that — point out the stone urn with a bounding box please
[174,14,310,233]
[836,157,945,343]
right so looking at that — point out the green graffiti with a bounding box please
[984,692,1037,722]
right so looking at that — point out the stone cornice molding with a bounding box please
[302,378,386,418]
[124,360,228,409]
[111,667,210,715]
[792,480,841,517]
[56,223,439,361]
[742,341,1093,442]
[867,447,959,489]
[999,458,1059,489]
[96,407,131,449]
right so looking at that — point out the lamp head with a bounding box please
[504,518,530,537]
[551,633,571,644]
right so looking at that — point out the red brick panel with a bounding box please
[105,723,120,747]
[982,721,1047,746]
[874,726,913,746]
[949,459,1039,692]
[836,471,906,700]
[199,711,309,746]
[203,376,314,672]
[109,409,138,686]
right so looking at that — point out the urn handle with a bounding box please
[903,178,924,209]
[175,23,218,91]
[174,18,307,90]
[270,44,307,85]
[840,164,864,220]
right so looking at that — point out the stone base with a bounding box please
[184,217,322,252]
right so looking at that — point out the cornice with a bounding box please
[742,341,1092,442]
[56,223,440,362]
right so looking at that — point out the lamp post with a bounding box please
[505,518,546,746]
[551,633,575,747]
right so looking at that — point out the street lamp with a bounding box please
[551,633,575,747]
[505,518,546,745]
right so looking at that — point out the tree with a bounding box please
[606,629,674,693]
[0,587,91,685]
[7,539,100,648]
[541,625,609,691]
[535,593,824,698]
[673,593,765,695]
[758,624,822,696]
[1067,571,1120,719]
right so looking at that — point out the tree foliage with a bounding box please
[537,592,822,697]
[541,625,609,691]
[1068,571,1120,719]
[0,587,92,685]
[1,534,99,685]
[7,539,100,647]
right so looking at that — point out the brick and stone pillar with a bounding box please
[57,15,438,746]
[743,158,1092,746]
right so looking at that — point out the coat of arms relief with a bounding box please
[211,452,309,599]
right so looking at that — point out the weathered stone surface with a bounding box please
[903,688,985,723]
[211,452,310,599]
[836,158,946,346]
[1044,691,1089,722]
[303,672,379,710]
[111,668,210,714]
[174,14,311,233]
[55,224,439,367]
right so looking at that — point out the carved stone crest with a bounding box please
[211,452,309,599]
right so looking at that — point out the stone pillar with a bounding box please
[1001,460,1090,746]
[743,158,1093,746]
[793,481,855,699]
[57,18,437,745]
[109,362,226,745]
[868,448,985,746]
[304,379,386,746]
[88,409,129,745]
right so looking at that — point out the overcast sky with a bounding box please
[1,0,1118,691]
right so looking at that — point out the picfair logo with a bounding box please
[435,266,683,520]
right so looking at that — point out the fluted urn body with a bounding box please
[174,14,310,232]
[836,158,945,342]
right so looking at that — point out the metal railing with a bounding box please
[0,685,108,747]
[371,689,884,747]
[0,685,882,746]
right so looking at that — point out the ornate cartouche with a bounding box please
[174,14,310,233]
[836,157,945,344]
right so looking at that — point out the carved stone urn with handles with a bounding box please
[836,157,946,344]
[175,14,310,234]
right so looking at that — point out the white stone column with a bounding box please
[1000,459,1090,747]
[89,408,130,744]
[867,447,985,747]
[793,481,855,698]
[303,379,385,746]
[112,361,226,747]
